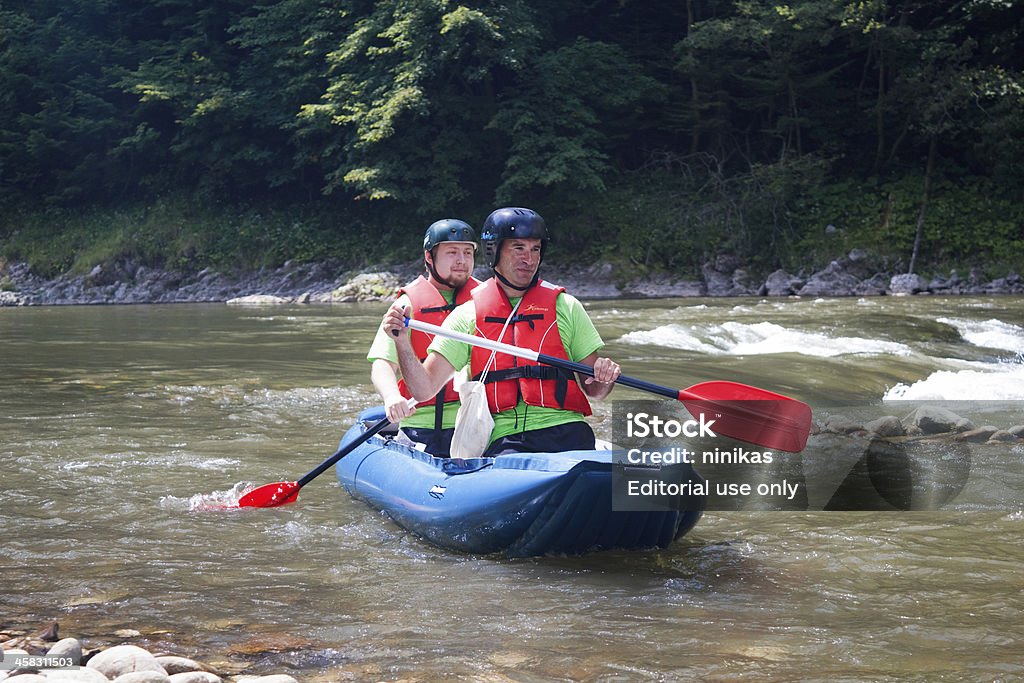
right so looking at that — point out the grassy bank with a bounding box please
[2,170,1022,283]
[568,166,1024,283]
[0,200,408,278]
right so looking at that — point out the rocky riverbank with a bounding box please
[801,405,1024,512]
[815,404,1024,444]
[1,250,1022,307]
[1,623,298,683]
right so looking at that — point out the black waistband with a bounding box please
[473,365,564,383]
[472,364,574,408]
[482,313,545,330]
[420,302,457,314]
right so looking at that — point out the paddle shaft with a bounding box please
[238,397,420,507]
[297,396,419,487]
[406,317,681,399]
[296,414,394,488]
[404,316,812,452]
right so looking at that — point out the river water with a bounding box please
[2,296,1023,681]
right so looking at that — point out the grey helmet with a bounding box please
[423,219,477,252]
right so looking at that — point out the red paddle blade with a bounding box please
[237,481,300,508]
[680,381,813,453]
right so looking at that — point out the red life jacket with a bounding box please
[396,275,481,415]
[470,278,592,416]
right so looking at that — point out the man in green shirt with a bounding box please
[382,207,621,455]
[368,219,481,455]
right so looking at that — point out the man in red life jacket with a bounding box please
[368,219,481,455]
[383,207,621,455]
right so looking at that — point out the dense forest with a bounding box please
[1,0,1022,280]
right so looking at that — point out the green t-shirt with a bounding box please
[366,290,462,430]
[428,291,604,444]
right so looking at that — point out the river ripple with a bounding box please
[1,298,1022,680]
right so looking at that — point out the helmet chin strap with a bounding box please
[426,259,457,290]
[425,249,466,290]
[493,268,539,292]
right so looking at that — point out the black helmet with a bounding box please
[423,219,477,252]
[480,207,547,267]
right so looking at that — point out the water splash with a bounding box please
[184,481,256,511]
[884,364,1024,400]
[619,321,912,357]
[937,317,1024,355]
[883,319,1024,400]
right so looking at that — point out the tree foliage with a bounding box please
[1,0,1022,271]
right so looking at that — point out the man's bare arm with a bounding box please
[370,358,417,422]
[382,302,457,401]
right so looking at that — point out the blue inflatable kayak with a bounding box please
[335,407,705,557]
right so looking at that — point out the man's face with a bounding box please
[427,242,476,288]
[495,238,542,289]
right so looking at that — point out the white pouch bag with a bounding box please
[448,380,494,459]
[448,300,520,459]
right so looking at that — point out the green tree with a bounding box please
[490,37,664,202]
[228,0,348,195]
[0,0,144,204]
[117,0,266,197]
[677,1,853,166]
[295,0,540,212]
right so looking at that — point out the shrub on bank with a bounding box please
[1,171,1022,283]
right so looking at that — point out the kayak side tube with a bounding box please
[336,407,704,557]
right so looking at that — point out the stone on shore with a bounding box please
[3,245,1024,306]
[86,645,167,679]
[762,269,804,296]
[2,625,297,683]
[109,672,171,683]
[41,669,109,682]
[956,426,1001,443]
[901,406,975,434]
[167,672,222,683]
[890,273,928,295]
[225,295,292,305]
[701,255,758,296]
[46,638,83,662]
[556,263,621,298]
[865,415,905,438]
[797,260,863,297]
[153,657,206,676]
[823,415,865,435]
[328,271,401,302]
[986,429,1018,444]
